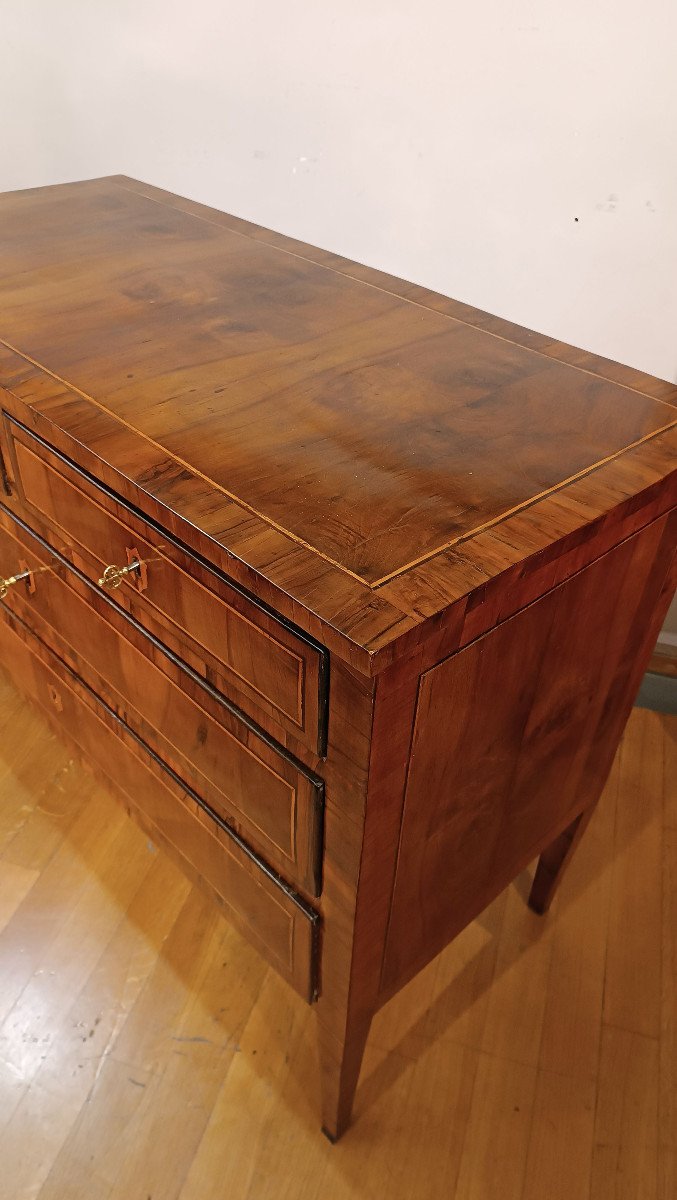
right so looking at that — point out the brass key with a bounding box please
[0,560,58,599]
[98,559,143,590]
[97,548,164,591]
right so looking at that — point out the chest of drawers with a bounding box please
[0,176,675,1139]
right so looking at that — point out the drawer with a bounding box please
[0,607,318,1001]
[4,416,328,754]
[0,507,324,896]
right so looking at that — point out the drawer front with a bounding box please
[0,608,318,1001]
[0,508,323,895]
[5,416,328,754]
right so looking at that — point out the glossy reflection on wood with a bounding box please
[0,513,324,897]
[382,516,675,995]
[0,178,673,586]
[0,178,675,1141]
[0,178,675,671]
[9,421,327,753]
[0,678,674,1200]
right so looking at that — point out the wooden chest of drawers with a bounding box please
[0,176,675,1139]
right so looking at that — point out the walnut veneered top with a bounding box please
[1,177,675,670]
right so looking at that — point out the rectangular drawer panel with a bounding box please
[0,509,323,895]
[5,417,327,753]
[0,609,318,1001]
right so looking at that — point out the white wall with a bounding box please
[2,0,676,634]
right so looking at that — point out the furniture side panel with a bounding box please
[381,512,676,994]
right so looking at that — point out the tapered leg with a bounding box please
[528,805,596,914]
[317,1012,372,1142]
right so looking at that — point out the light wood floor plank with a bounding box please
[591,1025,660,1200]
[2,756,89,875]
[0,861,39,937]
[107,919,267,1200]
[537,754,617,1079]
[0,706,72,857]
[0,850,188,1200]
[0,677,673,1200]
[664,715,677,831]
[522,1068,597,1200]
[479,885,555,1068]
[32,889,226,1200]
[603,710,664,1038]
[659,825,677,1200]
[0,783,129,1031]
[453,1052,536,1200]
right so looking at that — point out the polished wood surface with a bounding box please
[0,178,675,1141]
[383,514,675,993]
[0,178,671,587]
[0,178,675,670]
[0,511,324,895]
[7,416,327,752]
[0,613,318,1000]
[0,679,674,1199]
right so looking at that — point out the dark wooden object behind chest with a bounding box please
[0,176,675,1138]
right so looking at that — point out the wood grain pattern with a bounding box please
[0,509,324,895]
[1,352,674,674]
[0,178,675,672]
[0,683,674,1197]
[7,416,327,752]
[381,513,676,996]
[0,177,675,1141]
[0,607,318,1000]
[109,177,677,404]
[0,178,671,587]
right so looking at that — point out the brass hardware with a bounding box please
[0,561,54,599]
[0,568,30,598]
[98,548,162,591]
[98,560,142,590]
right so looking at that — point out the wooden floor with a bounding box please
[0,672,675,1200]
